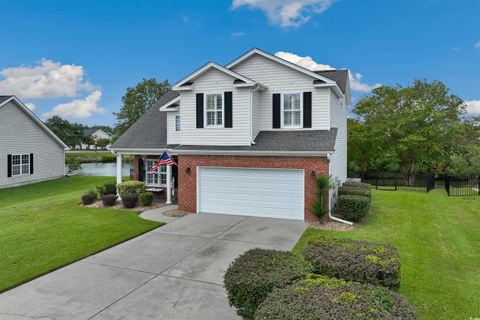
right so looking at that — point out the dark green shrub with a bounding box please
[336,195,370,222]
[224,249,313,320]
[102,194,117,207]
[303,236,400,289]
[122,193,138,208]
[338,185,372,198]
[138,192,154,206]
[343,181,372,189]
[117,181,144,198]
[100,153,116,163]
[81,194,95,205]
[86,189,98,201]
[255,275,416,320]
[97,182,117,196]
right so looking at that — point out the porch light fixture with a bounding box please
[185,167,191,175]
[311,170,316,178]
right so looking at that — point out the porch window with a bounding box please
[145,160,166,186]
[12,154,30,176]
[205,94,223,127]
[282,93,302,128]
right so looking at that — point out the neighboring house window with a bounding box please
[175,115,181,132]
[12,154,30,176]
[205,94,223,127]
[282,93,302,128]
[145,160,166,186]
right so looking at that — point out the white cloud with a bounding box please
[42,91,104,119]
[465,100,480,114]
[474,42,480,49]
[0,59,93,100]
[232,0,335,27]
[24,103,36,111]
[275,51,381,92]
[232,31,246,38]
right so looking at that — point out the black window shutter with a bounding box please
[196,93,204,128]
[30,153,34,174]
[224,91,233,128]
[303,92,312,128]
[7,154,12,177]
[272,93,281,129]
[138,158,144,182]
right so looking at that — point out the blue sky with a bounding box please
[0,0,479,126]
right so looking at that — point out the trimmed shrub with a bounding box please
[86,189,98,201]
[97,182,117,196]
[138,192,153,206]
[224,249,313,320]
[336,195,370,222]
[255,275,416,320]
[102,194,117,207]
[122,193,138,208]
[81,194,95,205]
[338,185,372,198]
[117,181,144,198]
[303,236,400,289]
[343,181,372,189]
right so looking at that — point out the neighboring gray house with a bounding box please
[79,128,112,150]
[0,96,69,189]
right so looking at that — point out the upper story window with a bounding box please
[175,115,181,132]
[12,154,30,176]
[205,94,223,127]
[282,93,302,128]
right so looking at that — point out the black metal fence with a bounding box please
[445,174,480,196]
[360,172,435,193]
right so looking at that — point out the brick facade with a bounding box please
[177,155,329,222]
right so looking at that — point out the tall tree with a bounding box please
[45,116,85,148]
[114,78,170,137]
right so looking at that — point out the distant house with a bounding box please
[0,96,69,189]
[80,128,112,150]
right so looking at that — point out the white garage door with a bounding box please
[198,167,304,220]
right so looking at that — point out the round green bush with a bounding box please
[102,194,117,207]
[224,249,313,320]
[81,194,95,205]
[338,185,372,198]
[336,194,370,222]
[303,236,400,289]
[117,181,144,198]
[122,193,138,208]
[343,181,372,189]
[97,182,117,196]
[255,275,416,320]
[138,192,154,206]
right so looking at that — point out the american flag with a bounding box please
[151,151,175,171]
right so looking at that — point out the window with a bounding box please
[282,93,302,128]
[205,94,223,127]
[12,154,30,176]
[175,115,181,132]
[145,160,166,186]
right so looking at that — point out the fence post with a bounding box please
[478,176,480,196]
[394,172,397,191]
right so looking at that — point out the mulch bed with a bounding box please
[83,200,166,213]
[309,221,355,232]
[162,209,191,218]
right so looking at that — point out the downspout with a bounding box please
[250,85,261,145]
[326,153,354,225]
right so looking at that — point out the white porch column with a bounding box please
[166,165,172,204]
[116,153,122,185]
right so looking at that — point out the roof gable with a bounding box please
[0,96,69,149]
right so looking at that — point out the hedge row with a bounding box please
[338,185,371,198]
[303,236,400,289]
[343,181,372,189]
[255,275,416,320]
[335,182,372,222]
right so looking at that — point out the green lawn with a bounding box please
[293,189,480,320]
[0,176,162,293]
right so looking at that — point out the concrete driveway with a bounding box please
[0,212,307,320]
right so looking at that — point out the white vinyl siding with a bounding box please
[252,89,260,140]
[179,69,251,146]
[0,101,65,188]
[167,111,181,144]
[198,167,304,220]
[231,54,331,131]
[145,160,166,186]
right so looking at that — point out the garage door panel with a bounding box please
[198,167,304,220]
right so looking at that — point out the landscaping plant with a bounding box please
[102,194,117,207]
[97,182,117,196]
[255,274,416,320]
[343,181,372,189]
[311,175,334,219]
[303,236,400,289]
[138,192,154,206]
[86,189,98,201]
[121,193,138,208]
[338,185,372,198]
[81,194,95,205]
[335,194,370,222]
[224,249,313,320]
[117,181,145,198]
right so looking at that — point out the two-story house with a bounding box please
[110,48,350,222]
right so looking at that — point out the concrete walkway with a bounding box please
[0,209,307,320]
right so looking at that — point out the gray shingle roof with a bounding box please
[0,95,13,105]
[315,70,349,94]
[110,91,179,149]
[83,128,97,137]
